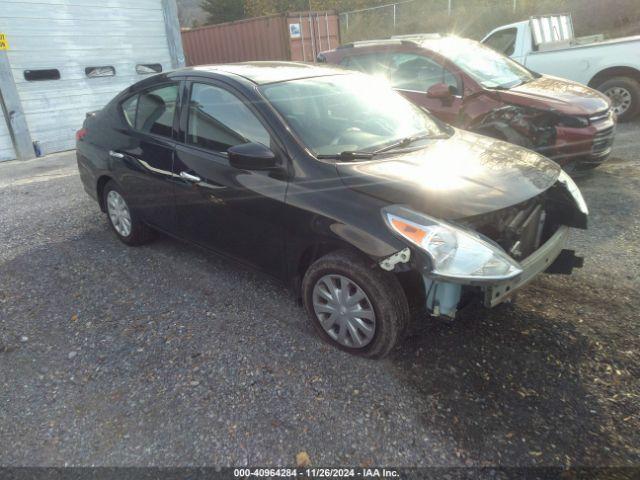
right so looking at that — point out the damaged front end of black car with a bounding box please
[349,131,589,320]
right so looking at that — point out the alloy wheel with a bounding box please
[106,190,132,237]
[312,274,376,348]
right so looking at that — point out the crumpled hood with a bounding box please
[336,129,561,220]
[499,75,611,116]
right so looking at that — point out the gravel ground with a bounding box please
[0,122,639,467]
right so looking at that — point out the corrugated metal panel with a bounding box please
[182,14,290,66]
[287,12,340,62]
[0,0,174,156]
[0,111,16,161]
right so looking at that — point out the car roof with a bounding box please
[320,35,481,63]
[337,35,479,56]
[336,33,442,50]
[173,61,350,85]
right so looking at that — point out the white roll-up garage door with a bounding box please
[0,0,175,156]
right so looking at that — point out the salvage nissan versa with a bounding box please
[76,62,588,358]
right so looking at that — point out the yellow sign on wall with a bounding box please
[0,33,9,50]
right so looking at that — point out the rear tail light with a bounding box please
[75,128,87,141]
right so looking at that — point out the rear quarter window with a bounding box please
[121,95,138,128]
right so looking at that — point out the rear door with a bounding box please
[172,79,288,278]
[114,82,181,232]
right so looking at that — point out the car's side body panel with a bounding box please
[76,68,410,287]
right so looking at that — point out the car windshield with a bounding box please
[426,37,535,89]
[259,73,446,157]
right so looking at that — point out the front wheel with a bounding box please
[573,161,603,172]
[301,250,410,359]
[596,76,640,122]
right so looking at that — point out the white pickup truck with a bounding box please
[482,15,640,121]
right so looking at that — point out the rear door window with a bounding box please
[135,84,178,138]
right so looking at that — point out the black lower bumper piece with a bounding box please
[545,249,584,275]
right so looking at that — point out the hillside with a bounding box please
[176,0,206,27]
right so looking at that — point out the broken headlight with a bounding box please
[557,170,589,215]
[383,206,523,283]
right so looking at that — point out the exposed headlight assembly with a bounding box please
[557,169,589,215]
[383,206,523,283]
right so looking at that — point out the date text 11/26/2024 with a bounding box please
[233,468,399,478]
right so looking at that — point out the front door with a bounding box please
[172,80,288,278]
[389,52,464,125]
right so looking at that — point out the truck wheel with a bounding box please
[597,76,640,122]
[301,250,410,359]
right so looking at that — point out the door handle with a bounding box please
[179,171,202,183]
[109,150,125,159]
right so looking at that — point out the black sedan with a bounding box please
[76,62,588,358]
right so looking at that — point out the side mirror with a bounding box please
[228,142,278,171]
[426,83,453,99]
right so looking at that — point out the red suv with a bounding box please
[319,35,615,170]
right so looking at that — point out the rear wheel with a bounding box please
[301,250,409,358]
[596,76,640,122]
[102,181,155,246]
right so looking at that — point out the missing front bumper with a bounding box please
[484,226,572,307]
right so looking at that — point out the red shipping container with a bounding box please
[182,11,340,66]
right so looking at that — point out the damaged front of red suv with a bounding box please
[468,75,616,170]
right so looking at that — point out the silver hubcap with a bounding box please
[604,86,632,116]
[107,190,132,237]
[312,274,376,348]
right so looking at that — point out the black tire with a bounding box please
[301,249,410,359]
[596,76,640,122]
[102,180,155,246]
[574,161,603,172]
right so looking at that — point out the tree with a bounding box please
[200,0,246,24]
[244,0,388,17]
[244,0,306,17]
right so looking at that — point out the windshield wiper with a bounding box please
[491,79,528,90]
[316,151,374,160]
[316,132,445,161]
[372,132,443,155]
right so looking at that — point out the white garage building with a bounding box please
[0,0,184,161]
